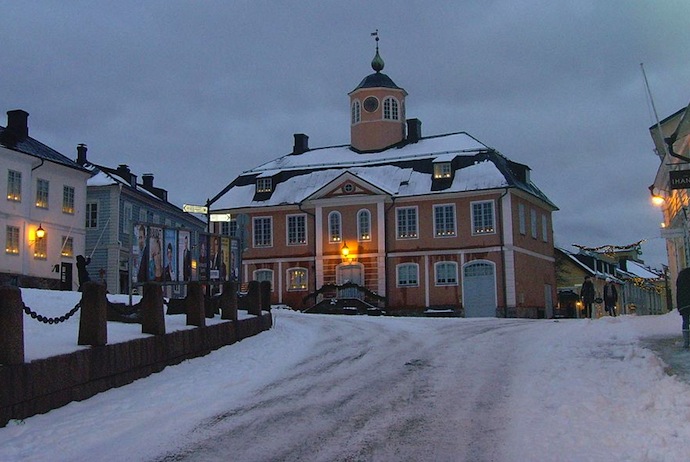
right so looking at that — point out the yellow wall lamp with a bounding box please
[35,223,46,240]
[648,185,667,207]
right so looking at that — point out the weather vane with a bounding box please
[371,29,379,47]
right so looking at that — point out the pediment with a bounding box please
[305,171,389,201]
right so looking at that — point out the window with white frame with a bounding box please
[61,236,74,257]
[287,267,308,291]
[357,209,371,241]
[434,204,456,237]
[433,162,452,179]
[435,261,458,286]
[34,231,47,259]
[396,207,418,239]
[530,208,538,238]
[7,170,21,202]
[472,201,495,235]
[397,263,419,287]
[518,203,526,235]
[36,178,49,208]
[5,225,19,254]
[383,97,399,120]
[351,100,361,124]
[221,219,237,237]
[287,214,307,245]
[139,209,147,223]
[328,211,342,243]
[256,177,272,193]
[62,186,75,214]
[253,216,272,247]
[254,269,274,289]
[86,202,98,229]
[123,203,132,235]
[541,213,548,242]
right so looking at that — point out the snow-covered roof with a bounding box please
[619,260,662,280]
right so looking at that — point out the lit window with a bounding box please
[287,214,307,245]
[7,170,21,201]
[61,236,74,257]
[329,211,342,243]
[383,97,399,120]
[256,178,272,193]
[357,209,371,241]
[397,263,419,287]
[472,201,495,235]
[396,207,418,239]
[34,231,47,260]
[62,185,75,214]
[434,204,456,237]
[5,226,19,254]
[351,100,361,124]
[253,216,272,247]
[435,261,458,286]
[36,178,49,208]
[86,202,98,228]
[433,162,452,179]
[287,267,308,291]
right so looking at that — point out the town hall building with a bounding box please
[210,45,558,317]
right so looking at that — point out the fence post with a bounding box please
[260,280,272,313]
[141,283,165,335]
[220,281,238,321]
[246,281,261,316]
[186,282,205,327]
[0,286,24,365]
[78,282,108,346]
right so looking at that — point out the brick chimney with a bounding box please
[116,164,137,187]
[293,133,309,155]
[76,144,88,166]
[142,173,154,189]
[6,110,29,138]
[406,119,422,144]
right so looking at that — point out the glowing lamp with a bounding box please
[36,224,46,240]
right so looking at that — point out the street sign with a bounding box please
[210,213,232,222]
[670,170,690,190]
[182,204,208,214]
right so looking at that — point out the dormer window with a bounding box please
[433,162,452,179]
[256,178,272,193]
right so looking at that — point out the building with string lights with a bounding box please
[209,41,558,318]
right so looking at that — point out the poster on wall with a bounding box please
[133,224,149,284]
[198,234,209,281]
[230,238,240,282]
[178,230,192,282]
[209,235,222,280]
[221,236,230,281]
[148,227,163,282]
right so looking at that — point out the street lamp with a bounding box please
[35,224,45,240]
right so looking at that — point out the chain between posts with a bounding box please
[22,302,81,324]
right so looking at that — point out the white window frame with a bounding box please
[36,178,49,209]
[287,267,308,291]
[396,263,419,287]
[434,204,457,237]
[396,206,418,239]
[433,162,452,179]
[471,200,496,235]
[62,185,75,214]
[86,201,98,229]
[61,236,74,257]
[357,209,371,241]
[435,261,458,286]
[7,170,21,202]
[253,216,273,248]
[123,203,132,235]
[256,177,272,193]
[5,225,19,255]
[383,97,399,120]
[518,203,526,235]
[328,211,342,243]
[351,100,361,124]
[287,213,307,245]
[530,208,538,239]
[541,213,549,242]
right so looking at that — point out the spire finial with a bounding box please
[370,29,384,73]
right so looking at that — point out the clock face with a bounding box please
[363,96,379,113]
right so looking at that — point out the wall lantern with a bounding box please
[341,242,349,258]
[35,224,46,240]
[648,185,667,207]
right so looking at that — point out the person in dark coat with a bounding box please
[676,268,690,348]
[580,276,595,318]
[76,255,91,291]
[603,278,618,317]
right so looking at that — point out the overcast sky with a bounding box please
[2,1,689,270]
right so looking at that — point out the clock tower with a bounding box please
[349,35,407,152]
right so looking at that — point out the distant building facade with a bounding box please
[210,48,559,317]
[0,110,91,289]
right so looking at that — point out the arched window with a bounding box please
[328,211,342,243]
[383,97,399,120]
[351,100,361,124]
[357,209,371,241]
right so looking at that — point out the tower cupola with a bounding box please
[349,32,407,152]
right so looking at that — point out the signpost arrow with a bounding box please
[182,204,208,214]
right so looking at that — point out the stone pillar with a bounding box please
[246,281,261,316]
[260,280,272,313]
[220,281,238,321]
[78,282,108,346]
[186,282,206,327]
[141,283,165,335]
[0,286,24,365]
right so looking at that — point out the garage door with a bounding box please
[462,261,497,317]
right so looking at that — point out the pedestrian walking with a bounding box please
[580,275,595,318]
[603,278,617,316]
[676,268,690,348]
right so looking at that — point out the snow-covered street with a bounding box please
[3,289,690,461]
